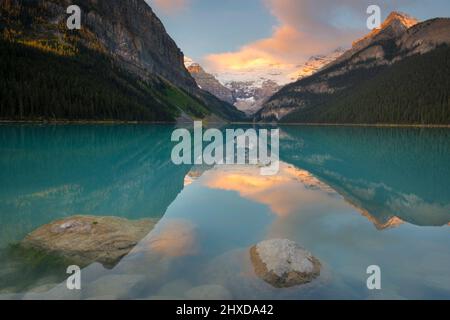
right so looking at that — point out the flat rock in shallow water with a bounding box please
[250,239,321,288]
[21,215,157,268]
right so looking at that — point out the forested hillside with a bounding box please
[0,0,245,122]
[0,40,212,121]
[258,14,450,125]
[282,45,450,124]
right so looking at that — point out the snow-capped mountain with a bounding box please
[293,48,347,80]
[226,78,281,115]
[213,49,346,114]
[184,48,346,115]
[184,56,195,68]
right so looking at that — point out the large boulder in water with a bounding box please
[21,215,158,268]
[250,239,321,288]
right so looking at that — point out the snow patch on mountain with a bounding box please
[184,48,346,115]
[293,48,347,80]
[184,56,195,68]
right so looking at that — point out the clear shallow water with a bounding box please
[0,124,449,300]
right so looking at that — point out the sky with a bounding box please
[146,0,450,74]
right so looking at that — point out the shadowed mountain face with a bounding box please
[279,126,450,228]
[186,61,235,105]
[0,124,192,247]
[0,0,244,122]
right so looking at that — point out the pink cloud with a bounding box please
[204,0,414,73]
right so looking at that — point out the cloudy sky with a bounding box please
[146,0,450,73]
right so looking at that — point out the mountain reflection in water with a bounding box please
[279,126,450,228]
[0,124,449,299]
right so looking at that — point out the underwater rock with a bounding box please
[250,239,321,288]
[21,215,158,268]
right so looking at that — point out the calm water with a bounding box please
[0,124,449,300]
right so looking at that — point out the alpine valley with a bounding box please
[185,48,346,115]
[0,2,449,125]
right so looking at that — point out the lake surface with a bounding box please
[0,124,449,300]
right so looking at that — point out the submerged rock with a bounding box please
[21,216,158,268]
[250,239,321,288]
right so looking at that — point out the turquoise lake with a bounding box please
[0,124,449,300]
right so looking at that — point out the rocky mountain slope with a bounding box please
[330,11,419,68]
[184,57,279,115]
[228,79,281,115]
[0,0,244,122]
[184,58,235,105]
[216,49,345,114]
[293,48,346,80]
[258,12,450,124]
[185,49,344,115]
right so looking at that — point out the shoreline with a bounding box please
[277,122,450,128]
[0,119,173,125]
[0,119,449,128]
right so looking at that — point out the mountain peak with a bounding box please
[187,63,204,74]
[184,56,195,68]
[383,11,419,29]
[352,11,418,50]
[184,57,207,74]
